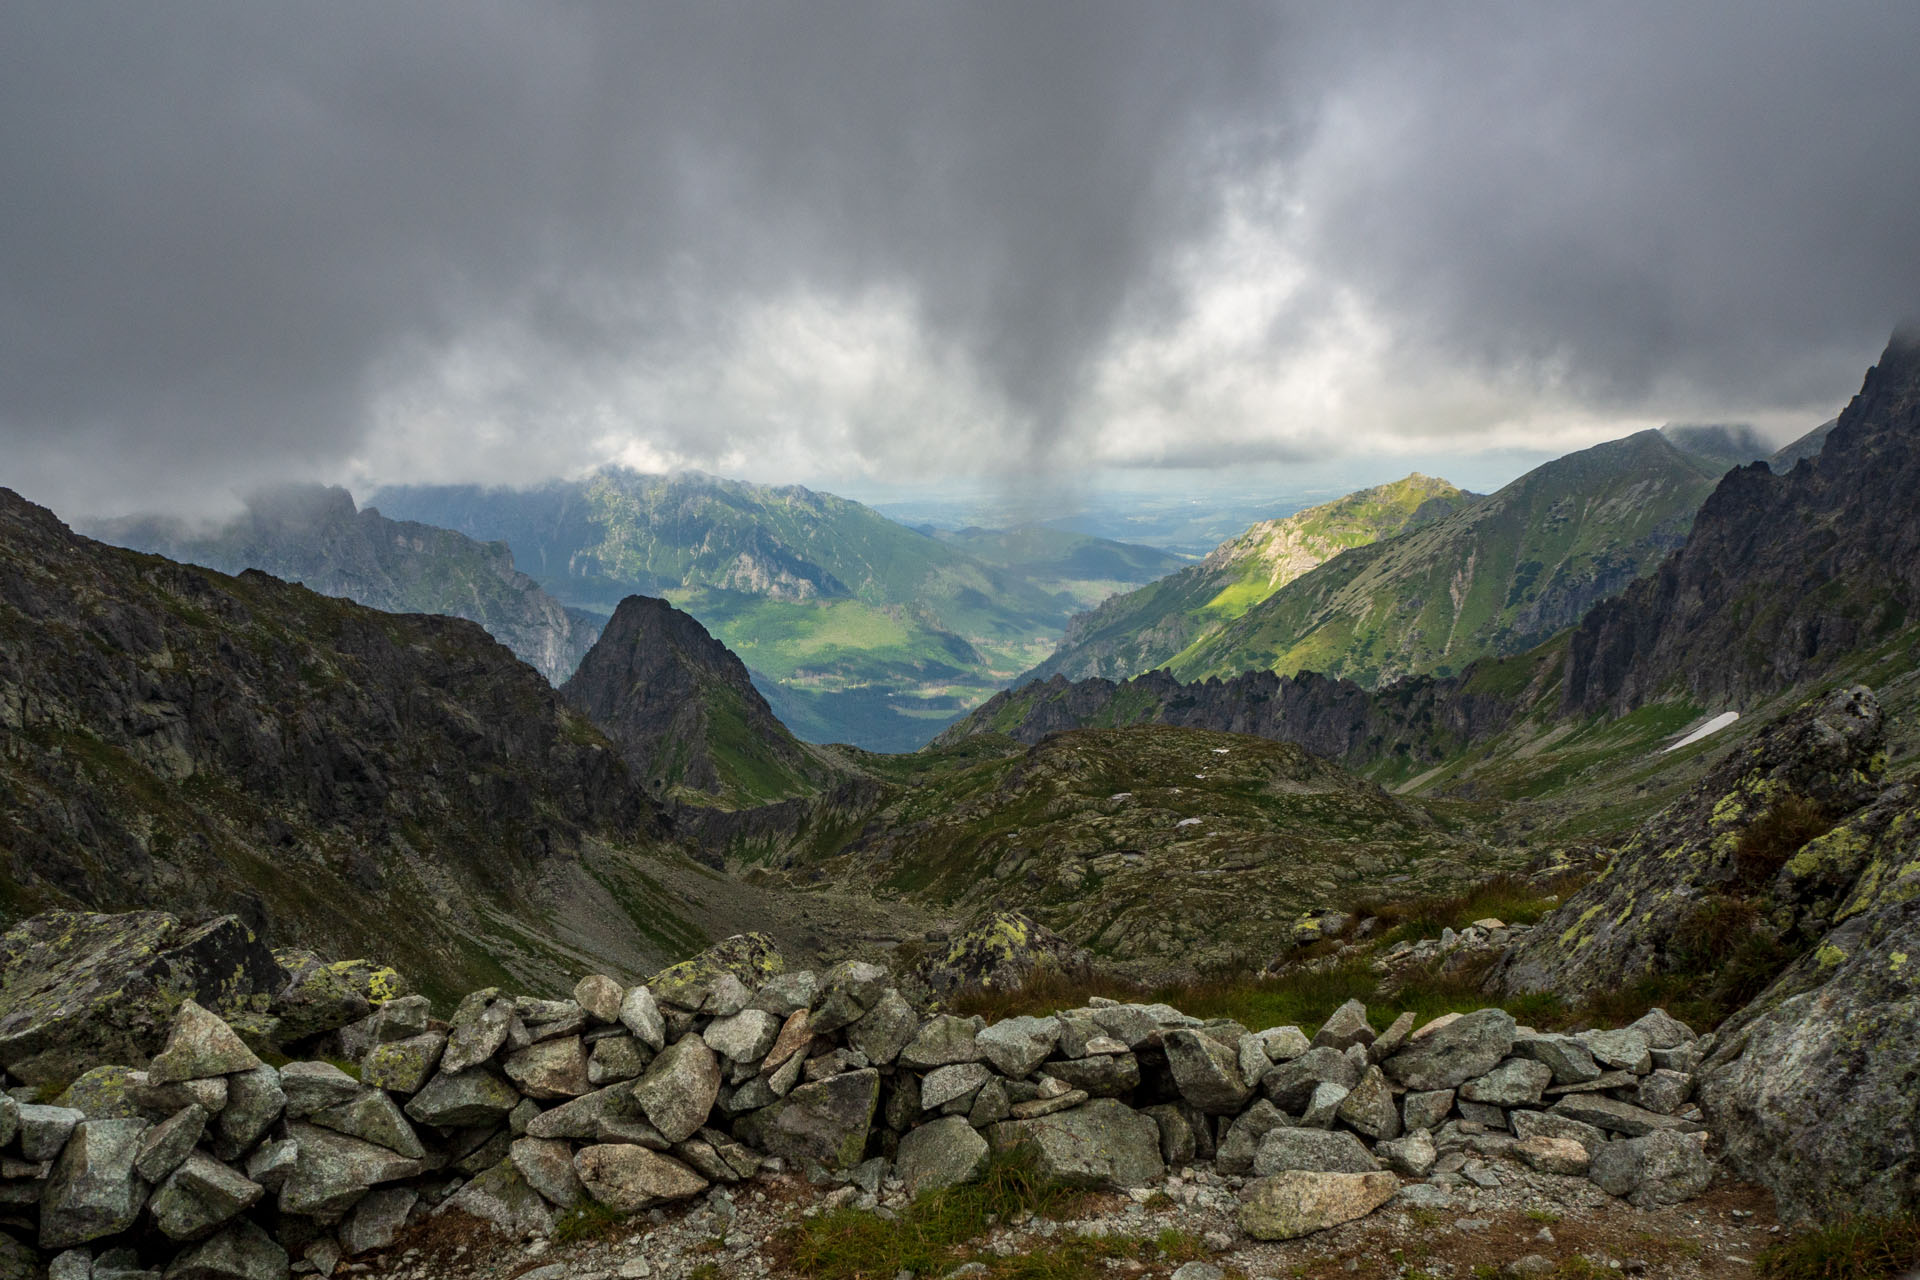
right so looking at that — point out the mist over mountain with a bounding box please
[88,485,599,684]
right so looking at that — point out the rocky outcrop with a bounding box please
[0,921,1718,1277]
[1565,327,1920,715]
[0,488,694,996]
[561,595,836,805]
[936,662,1539,772]
[1694,778,1920,1222]
[1492,685,1887,999]
[88,485,598,685]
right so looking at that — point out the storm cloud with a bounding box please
[3,2,1918,516]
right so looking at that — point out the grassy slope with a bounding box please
[1022,475,1469,684]
[1171,432,1724,685]
[739,724,1520,979]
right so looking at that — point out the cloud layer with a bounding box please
[4,2,1918,516]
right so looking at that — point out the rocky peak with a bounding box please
[562,595,831,805]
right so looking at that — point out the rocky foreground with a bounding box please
[0,916,1765,1280]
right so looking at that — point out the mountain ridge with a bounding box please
[87,485,599,684]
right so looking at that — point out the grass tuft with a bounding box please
[1733,793,1839,888]
[551,1199,627,1246]
[1757,1214,1920,1280]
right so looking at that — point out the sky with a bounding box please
[4,2,1919,521]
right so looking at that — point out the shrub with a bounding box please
[1733,793,1838,888]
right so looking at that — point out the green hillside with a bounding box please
[373,471,1177,750]
[1169,430,1732,685]
[1022,474,1471,683]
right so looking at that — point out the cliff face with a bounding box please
[88,485,599,685]
[1564,329,1920,716]
[940,657,1548,772]
[562,595,836,807]
[0,488,705,997]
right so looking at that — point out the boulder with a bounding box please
[839,990,913,1066]
[278,1123,423,1218]
[436,1158,554,1239]
[1636,1069,1694,1115]
[750,970,819,1017]
[510,1137,584,1209]
[1588,1131,1712,1208]
[1256,1026,1311,1062]
[308,1091,423,1159]
[0,911,282,1086]
[975,1016,1060,1079]
[895,1115,990,1195]
[573,975,625,1024]
[1042,1053,1139,1099]
[572,1145,707,1211]
[1239,1170,1397,1240]
[20,1103,85,1161]
[1514,1136,1591,1176]
[134,1105,207,1182]
[761,1009,813,1073]
[163,1219,288,1280]
[441,995,511,1073]
[617,986,667,1052]
[1299,1081,1350,1129]
[1335,1067,1401,1140]
[147,1003,261,1085]
[1375,1129,1437,1178]
[808,961,891,1034]
[1509,1109,1608,1153]
[148,1152,263,1241]
[53,1066,143,1120]
[339,1186,417,1255]
[921,1063,992,1112]
[402,1067,520,1129]
[1251,1128,1376,1176]
[1382,1010,1515,1091]
[1627,1008,1696,1050]
[733,1069,879,1171]
[703,1009,782,1066]
[1459,1058,1553,1107]
[1163,1029,1253,1114]
[1577,1029,1651,1074]
[278,1062,362,1118]
[1400,1089,1454,1133]
[647,934,784,1012]
[897,1015,983,1070]
[1549,1095,1692,1137]
[587,1035,650,1085]
[40,1118,149,1248]
[1511,1033,1603,1086]
[1262,1046,1360,1111]
[916,910,1086,996]
[987,1098,1164,1189]
[503,1037,591,1100]
[630,1036,721,1144]
[524,1085,661,1145]
[1215,1100,1289,1175]
[270,952,407,1043]
[360,1032,445,1094]
[1311,1000,1374,1052]
[212,1066,283,1159]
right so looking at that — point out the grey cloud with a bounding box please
[1,2,1916,518]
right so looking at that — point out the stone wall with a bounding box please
[0,932,1718,1280]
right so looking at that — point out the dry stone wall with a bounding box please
[0,932,1718,1280]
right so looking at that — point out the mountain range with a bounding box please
[89,486,599,684]
[371,470,1183,749]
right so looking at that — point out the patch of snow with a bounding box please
[1108,792,1133,801]
[1212,748,1230,755]
[1663,710,1740,753]
[1175,817,1204,828]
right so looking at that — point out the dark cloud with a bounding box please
[1,2,1916,517]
